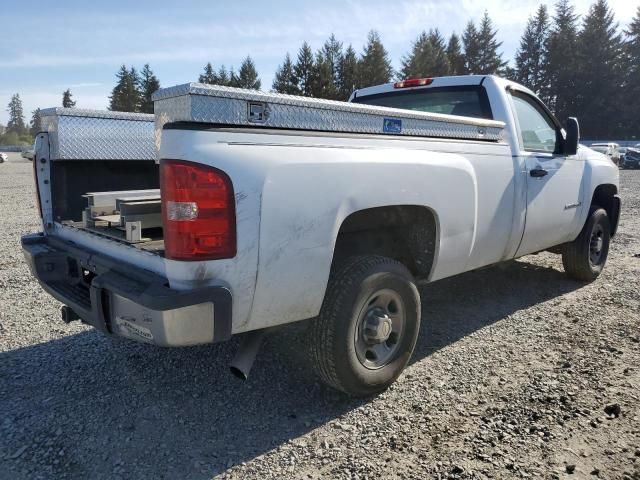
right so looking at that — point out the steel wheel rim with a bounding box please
[589,223,605,266]
[354,288,405,370]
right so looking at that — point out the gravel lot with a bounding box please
[0,151,639,480]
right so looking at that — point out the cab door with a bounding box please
[511,90,585,257]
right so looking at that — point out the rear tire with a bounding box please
[562,207,610,282]
[307,255,421,397]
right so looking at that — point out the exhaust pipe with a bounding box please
[61,305,80,324]
[229,329,267,380]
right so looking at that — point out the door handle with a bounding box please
[530,168,548,178]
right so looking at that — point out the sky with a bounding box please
[0,0,637,125]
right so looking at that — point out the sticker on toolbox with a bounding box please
[115,316,154,342]
[383,118,402,134]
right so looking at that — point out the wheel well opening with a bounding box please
[332,205,438,279]
[591,184,619,236]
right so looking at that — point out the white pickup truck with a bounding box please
[22,75,620,396]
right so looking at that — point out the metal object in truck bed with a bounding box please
[81,189,162,243]
[152,83,506,152]
[39,108,155,160]
[82,189,160,218]
[84,189,160,208]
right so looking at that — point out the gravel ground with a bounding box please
[0,152,638,480]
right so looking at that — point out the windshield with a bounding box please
[591,146,609,154]
[352,86,493,120]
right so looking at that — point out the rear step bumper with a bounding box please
[21,233,232,346]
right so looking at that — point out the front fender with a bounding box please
[579,145,620,236]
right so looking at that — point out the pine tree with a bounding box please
[139,64,160,113]
[401,32,432,78]
[62,89,76,108]
[30,108,41,137]
[217,65,231,86]
[228,67,238,88]
[515,11,540,83]
[476,11,507,74]
[109,65,141,112]
[109,65,128,111]
[625,6,640,73]
[320,34,343,98]
[574,0,624,137]
[272,53,300,94]
[446,33,465,75]
[311,50,338,99]
[462,21,481,74]
[623,6,640,136]
[234,56,261,90]
[308,35,343,99]
[6,94,26,134]
[129,67,142,110]
[294,42,316,96]
[338,45,359,100]
[428,29,450,76]
[401,29,449,79]
[514,5,551,100]
[199,62,218,84]
[359,30,394,87]
[547,0,579,122]
[503,66,518,81]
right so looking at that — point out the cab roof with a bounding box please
[350,75,534,101]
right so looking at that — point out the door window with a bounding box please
[511,94,558,153]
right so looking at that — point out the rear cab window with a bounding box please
[351,86,493,120]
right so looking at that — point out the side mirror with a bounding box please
[564,117,579,156]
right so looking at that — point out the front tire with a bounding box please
[307,255,421,397]
[562,207,610,281]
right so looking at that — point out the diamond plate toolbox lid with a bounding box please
[39,108,155,160]
[152,83,506,148]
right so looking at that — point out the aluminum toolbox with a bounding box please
[39,108,155,160]
[152,83,506,149]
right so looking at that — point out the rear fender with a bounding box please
[248,148,477,331]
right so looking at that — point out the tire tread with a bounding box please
[308,255,409,394]
[562,207,609,281]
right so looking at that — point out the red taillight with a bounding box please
[393,77,434,89]
[160,160,236,261]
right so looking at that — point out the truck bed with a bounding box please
[37,108,161,251]
[37,85,506,261]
